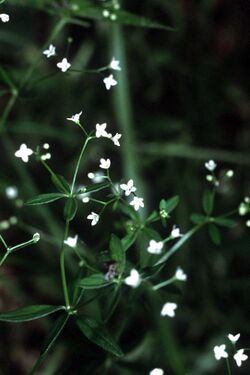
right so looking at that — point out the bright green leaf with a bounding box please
[77,317,123,357]
[159,196,179,214]
[26,193,65,206]
[78,274,112,289]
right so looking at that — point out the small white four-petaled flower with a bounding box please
[233,349,248,367]
[125,269,141,288]
[175,267,187,281]
[64,235,78,248]
[110,57,121,71]
[161,302,177,317]
[57,58,71,72]
[103,74,117,90]
[149,369,164,375]
[120,179,136,196]
[67,111,82,124]
[87,212,99,226]
[15,144,33,163]
[43,44,56,58]
[171,226,182,238]
[227,333,240,343]
[112,133,122,146]
[95,123,111,138]
[205,160,217,172]
[0,14,9,23]
[213,344,228,360]
[147,240,163,254]
[130,196,144,211]
[99,158,111,169]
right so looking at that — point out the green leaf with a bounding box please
[190,213,207,224]
[146,210,159,223]
[29,314,69,375]
[0,305,64,323]
[26,193,65,206]
[121,230,138,251]
[77,317,123,357]
[64,197,78,221]
[77,182,109,195]
[159,196,179,214]
[142,227,162,241]
[118,202,140,222]
[213,217,237,228]
[202,190,214,216]
[208,224,221,245]
[78,274,112,289]
[51,174,71,194]
[110,234,125,274]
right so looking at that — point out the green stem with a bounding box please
[0,89,18,133]
[0,250,10,267]
[0,234,8,250]
[226,358,232,375]
[70,137,91,195]
[152,276,176,291]
[60,220,70,309]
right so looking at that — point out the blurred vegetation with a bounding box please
[0,0,250,374]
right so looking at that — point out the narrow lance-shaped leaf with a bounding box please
[121,230,138,251]
[51,174,71,194]
[26,193,65,206]
[208,224,221,245]
[160,195,179,214]
[77,181,110,195]
[78,274,112,289]
[77,317,123,357]
[64,197,78,221]
[110,234,125,274]
[29,314,69,375]
[0,305,64,323]
[202,190,214,216]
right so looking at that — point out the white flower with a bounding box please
[112,133,122,146]
[110,57,121,71]
[147,240,163,254]
[0,13,9,23]
[5,186,18,199]
[171,226,182,238]
[64,235,78,248]
[130,196,144,211]
[14,144,33,163]
[205,160,217,172]
[161,302,177,317]
[41,153,51,161]
[175,267,187,281]
[95,123,111,138]
[125,269,141,288]
[213,344,228,360]
[228,333,240,343]
[57,58,71,72]
[67,111,82,124]
[87,212,99,226]
[43,44,56,58]
[103,74,117,90]
[234,349,248,367]
[120,179,136,196]
[99,158,111,169]
[149,369,164,375]
[43,143,50,149]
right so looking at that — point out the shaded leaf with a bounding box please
[64,197,78,221]
[110,234,125,274]
[190,213,207,224]
[214,217,237,228]
[121,230,138,251]
[208,224,221,245]
[77,317,123,357]
[159,196,179,214]
[0,305,64,323]
[202,190,214,216]
[29,314,69,375]
[77,182,109,195]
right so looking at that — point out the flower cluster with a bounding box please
[213,333,248,367]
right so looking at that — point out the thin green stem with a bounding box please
[60,220,70,309]
[226,358,232,375]
[152,276,176,291]
[0,234,8,251]
[0,250,10,267]
[70,137,91,195]
[0,89,18,133]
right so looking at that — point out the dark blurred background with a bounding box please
[0,0,250,374]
